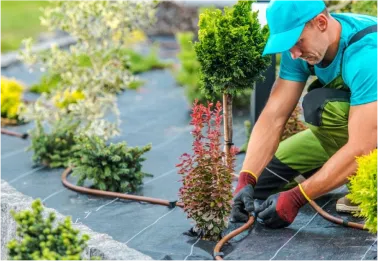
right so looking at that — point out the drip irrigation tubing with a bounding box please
[61,167,367,260]
[61,167,183,208]
[1,128,28,139]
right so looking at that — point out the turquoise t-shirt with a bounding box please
[279,13,377,106]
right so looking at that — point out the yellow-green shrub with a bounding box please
[348,149,377,234]
[7,199,91,260]
[1,77,24,120]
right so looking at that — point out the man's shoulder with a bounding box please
[332,12,377,26]
[342,34,377,90]
[333,13,377,44]
[343,31,377,67]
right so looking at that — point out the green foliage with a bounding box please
[70,135,152,193]
[123,45,172,74]
[29,74,61,94]
[1,1,50,53]
[7,199,90,260]
[175,32,202,91]
[28,118,80,168]
[29,46,169,94]
[350,1,377,16]
[347,149,377,234]
[175,31,252,110]
[194,0,271,98]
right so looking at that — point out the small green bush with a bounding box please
[175,32,201,91]
[348,149,377,234]
[123,45,172,74]
[28,118,80,168]
[70,135,152,193]
[7,199,90,260]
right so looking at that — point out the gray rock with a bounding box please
[1,180,152,260]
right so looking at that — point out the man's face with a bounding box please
[289,16,329,65]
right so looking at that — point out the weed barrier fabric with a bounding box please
[2,41,376,260]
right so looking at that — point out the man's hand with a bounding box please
[255,185,309,228]
[230,184,255,222]
[230,171,257,223]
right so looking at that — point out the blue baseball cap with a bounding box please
[262,0,326,56]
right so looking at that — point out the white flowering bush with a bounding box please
[19,0,157,139]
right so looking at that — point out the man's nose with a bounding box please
[290,46,302,60]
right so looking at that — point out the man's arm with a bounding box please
[230,78,306,223]
[241,77,306,177]
[302,101,377,199]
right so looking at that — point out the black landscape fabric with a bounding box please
[1,41,376,260]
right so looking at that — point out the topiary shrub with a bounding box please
[70,135,152,193]
[194,0,271,164]
[347,149,377,234]
[174,31,252,111]
[7,199,91,260]
[1,77,25,125]
[177,100,238,240]
[28,118,80,168]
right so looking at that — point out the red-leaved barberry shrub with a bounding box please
[177,100,238,240]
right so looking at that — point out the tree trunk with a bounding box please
[223,93,233,168]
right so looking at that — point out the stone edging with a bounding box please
[1,36,77,69]
[1,180,152,260]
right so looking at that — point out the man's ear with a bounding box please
[314,14,328,32]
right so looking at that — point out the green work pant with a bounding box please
[254,87,350,200]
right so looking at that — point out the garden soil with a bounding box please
[1,38,376,260]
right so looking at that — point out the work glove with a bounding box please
[230,171,257,223]
[255,185,310,228]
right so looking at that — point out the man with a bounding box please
[231,0,377,228]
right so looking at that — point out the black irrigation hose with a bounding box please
[1,128,28,139]
[61,168,367,260]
